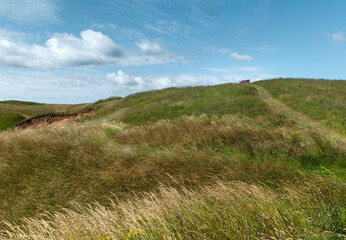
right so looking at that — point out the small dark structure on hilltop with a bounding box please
[239,79,250,84]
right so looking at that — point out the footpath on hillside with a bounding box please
[253,84,346,144]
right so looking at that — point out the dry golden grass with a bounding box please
[1,179,344,239]
[0,114,344,226]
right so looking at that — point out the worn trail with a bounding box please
[253,84,346,144]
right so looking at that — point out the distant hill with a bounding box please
[0,79,345,239]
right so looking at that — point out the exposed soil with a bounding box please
[13,108,95,130]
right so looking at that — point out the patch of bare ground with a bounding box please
[12,108,95,130]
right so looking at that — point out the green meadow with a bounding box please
[0,79,345,239]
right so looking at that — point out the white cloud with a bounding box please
[105,70,143,85]
[0,29,123,68]
[332,31,346,42]
[0,30,186,68]
[0,0,59,24]
[229,52,253,61]
[0,66,280,104]
[136,40,167,55]
[105,71,202,92]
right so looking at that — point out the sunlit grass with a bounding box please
[0,81,345,239]
[256,78,346,134]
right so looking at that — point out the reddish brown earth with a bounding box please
[13,108,95,130]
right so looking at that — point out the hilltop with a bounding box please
[0,79,345,239]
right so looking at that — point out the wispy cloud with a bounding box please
[204,66,279,82]
[205,66,262,73]
[255,45,278,53]
[90,23,144,40]
[210,47,231,54]
[0,0,60,24]
[136,40,168,55]
[229,52,253,61]
[144,20,192,39]
[330,31,346,42]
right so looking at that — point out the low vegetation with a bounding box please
[256,78,346,134]
[0,79,345,239]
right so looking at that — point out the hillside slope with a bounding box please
[0,101,91,131]
[0,80,345,239]
[255,78,345,135]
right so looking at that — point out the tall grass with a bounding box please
[1,179,344,239]
[0,115,344,225]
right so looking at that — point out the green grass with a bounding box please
[107,84,269,125]
[0,100,44,105]
[0,81,345,239]
[94,96,122,105]
[0,113,26,130]
[0,102,90,131]
[255,78,346,134]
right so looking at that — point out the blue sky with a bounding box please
[0,0,345,103]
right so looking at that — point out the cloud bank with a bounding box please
[0,30,186,69]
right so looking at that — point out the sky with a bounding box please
[0,0,345,103]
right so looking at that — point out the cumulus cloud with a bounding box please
[105,70,143,85]
[0,30,185,68]
[136,40,167,55]
[229,52,253,61]
[0,30,123,68]
[105,71,202,91]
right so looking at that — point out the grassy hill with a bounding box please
[0,79,345,239]
[255,78,346,134]
[0,101,90,131]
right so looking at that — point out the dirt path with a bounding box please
[253,84,346,144]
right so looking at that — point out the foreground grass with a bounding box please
[1,179,345,239]
[0,115,344,225]
[255,78,346,134]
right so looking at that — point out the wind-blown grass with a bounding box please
[0,81,345,239]
[1,179,344,239]
[0,114,344,226]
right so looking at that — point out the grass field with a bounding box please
[0,79,345,239]
[255,78,346,134]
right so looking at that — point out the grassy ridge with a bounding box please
[0,81,345,239]
[0,102,90,131]
[0,100,43,106]
[255,78,346,134]
[120,84,267,125]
